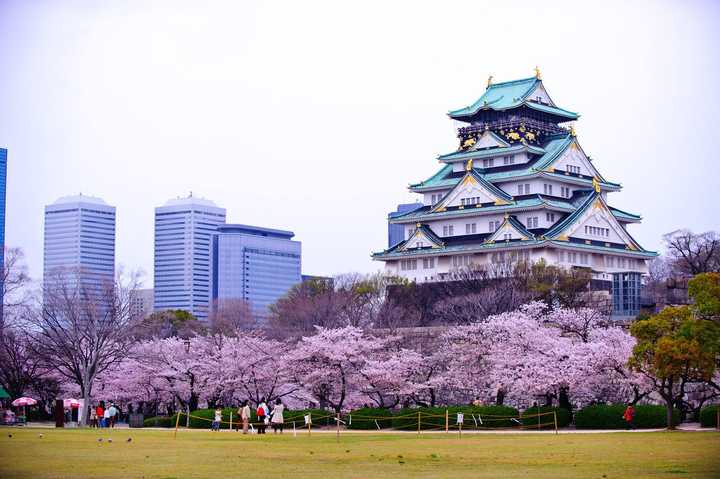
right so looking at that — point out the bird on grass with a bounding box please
[107,438,113,443]
[38,434,44,439]
[7,434,12,438]
[126,438,132,443]
[97,438,103,442]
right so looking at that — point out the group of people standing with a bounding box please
[89,403,118,428]
[211,397,285,434]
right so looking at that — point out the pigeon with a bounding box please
[107,438,113,443]
[7,434,11,438]
[97,438,103,442]
[126,438,132,443]
[38,434,44,439]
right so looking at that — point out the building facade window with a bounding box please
[443,225,454,236]
[483,159,494,168]
[543,184,553,195]
[400,259,418,271]
[546,212,555,222]
[612,272,641,316]
[422,257,435,269]
[452,255,472,268]
[465,223,477,234]
[526,216,538,228]
[488,220,500,232]
[503,155,515,165]
[561,186,571,198]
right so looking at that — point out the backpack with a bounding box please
[257,406,265,417]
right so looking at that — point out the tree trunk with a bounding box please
[666,398,675,430]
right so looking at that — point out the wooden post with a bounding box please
[308,415,312,436]
[417,411,421,435]
[445,409,449,434]
[458,422,462,438]
[174,412,181,440]
[336,412,340,442]
[553,411,558,435]
[229,411,233,431]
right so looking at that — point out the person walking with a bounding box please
[212,407,222,431]
[623,404,636,430]
[103,407,111,428]
[270,399,284,434]
[107,403,118,428]
[257,398,268,434]
[96,404,105,428]
[90,408,98,428]
[240,401,251,434]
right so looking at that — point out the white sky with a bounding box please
[1,0,719,287]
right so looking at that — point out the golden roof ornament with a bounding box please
[416,222,422,228]
[534,66,542,80]
[592,176,601,193]
[570,125,577,137]
[465,159,474,171]
[462,137,476,149]
[487,75,494,88]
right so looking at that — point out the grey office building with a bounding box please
[154,196,226,321]
[388,202,424,248]
[212,224,301,320]
[43,195,116,298]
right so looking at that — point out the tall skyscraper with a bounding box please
[153,195,226,321]
[43,195,116,298]
[0,148,7,318]
[212,224,301,320]
[373,71,656,316]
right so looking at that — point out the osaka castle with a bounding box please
[372,69,656,316]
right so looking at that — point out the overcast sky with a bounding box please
[1,0,719,287]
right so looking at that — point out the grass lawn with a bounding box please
[0,428,719,478]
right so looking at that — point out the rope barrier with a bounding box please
[171,409,562,437]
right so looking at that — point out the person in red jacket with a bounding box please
[623,404,636,430]
[95,404,105,428]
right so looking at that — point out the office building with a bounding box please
[153,195,226,321]
[388,202,423,248]
[43,194,116,298]
[212,224,301,320]
[0,148,6,317]
[129,288,154,320]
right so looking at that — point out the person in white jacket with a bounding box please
[270,399,284,434]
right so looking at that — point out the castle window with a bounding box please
[422,257,435,269]
[503,155,515,165]
[483,159,495,168]
[543,184,553,195]
[546,212,555,223]
[465,223,477,234]
[526,217,538,228]
[489,220,500,232]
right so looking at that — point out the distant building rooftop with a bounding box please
[51,194,110,206]
[162,195,220,208]
[217,224,295,240]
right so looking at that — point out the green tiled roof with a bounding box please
[448,77,578,121]
[373,238,544,259]
[547,240,658,257]
[438,144,545,162]
[609,206,642,221]
[390,197,573,223]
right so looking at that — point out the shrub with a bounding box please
[346,408,393,430]
[699,404,719,428]
[520,406,571,429]
[391,406,519,431]
[143,416,174,428]
[575,404,680,429]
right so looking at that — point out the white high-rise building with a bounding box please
[153,195,226,321]
[43,194,116,297]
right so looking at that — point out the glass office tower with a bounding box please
[43,195,116,298]
[153,196,226,321]
[0,149,6,318]
[212,224,301,320]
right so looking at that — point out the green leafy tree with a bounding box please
[688,272,720,320]
[629,306,720,429]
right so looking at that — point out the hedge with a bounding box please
[143,416,175,428]
[699,404,719,428]
[346,408,393,430]
[391,406,520,431]
[520,406,571,429]
[575,404,680,429]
